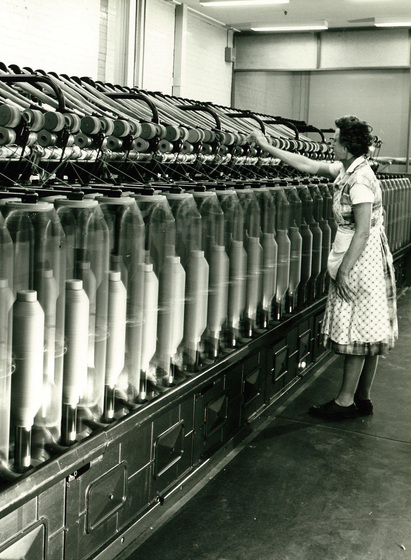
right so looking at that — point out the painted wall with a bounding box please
[0,0,101,77]
[142,1,233,104]
[235,29,410,71]
[233,29,411,166]
[232,71,309,121]
[308,69,410,160]
[235,33,318,71]
[182,9,233,105]
[0,0,233,105]
[143,0,175,94]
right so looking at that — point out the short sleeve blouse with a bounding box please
[333,156,382,231]
[350,183,375,204]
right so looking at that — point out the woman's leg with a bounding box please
[310,354,379,417]
[355,355,379,400]
[335,354,365,407]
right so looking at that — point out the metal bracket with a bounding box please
[226,110,265,134]
[265,118,299,140]
[107,90,160,124]
[177,104,222,131]
[0,74,66,112]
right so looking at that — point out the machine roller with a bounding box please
[53,197,110,426]
[11,290,44,472]
[215,187,247,346]
[61,279,89,446]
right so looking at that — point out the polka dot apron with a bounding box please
[321,162,398,355]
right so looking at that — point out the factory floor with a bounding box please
[123,287,411,560]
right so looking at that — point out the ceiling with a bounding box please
[177,0,411,31]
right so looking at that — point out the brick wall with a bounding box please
[0,0,234,106]
[0,0,101,77]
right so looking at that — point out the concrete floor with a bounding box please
[124,288,411,560]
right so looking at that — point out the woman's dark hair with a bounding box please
[335,115,373,157]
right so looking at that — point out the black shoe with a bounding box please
[309,400,358,420]
[354,394,373,416]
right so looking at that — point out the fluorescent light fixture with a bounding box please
[200,0,289,7]
[251,20,328,32]
[375,18,411,28]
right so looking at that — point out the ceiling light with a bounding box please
[374,18,411,28]
[251,20,328,32]
[200,0,289,7]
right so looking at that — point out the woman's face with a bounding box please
[332,128,348,161]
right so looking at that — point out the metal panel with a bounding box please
[193,378,226,461]
[149,403,195,500]
[298,327,312,375]
[65,445,122,560]
[179,396,195,434]
[153,421,185,480]
[0,498,37,545]
[242,352,259,373]
[312,311,326,362]
[37,480,66,537]
[180,432,194,477]
[67,444,120,518]
[86,462,127,533]
[224,363,243,401]
[242,350,265,420]
[180,396,195,477]
[243,367,261,407]
[205,393,228,439]
[47,530,65,560]
[152,408,180,442]
[268,339,289,399]
[0,520,47,560]
[224,394,242,442]
[65,509,118,560]
[120,422,152,477]
[118,465,151,528]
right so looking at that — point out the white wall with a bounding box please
[182,10,233,105]
[320,29,410,69]
[0,0,101,77]
[308,69,410,162]
[0,0,234,105]
[233,29,411,165]
[232,71,309,121]
[235,28,410,71]
[235,33,318,71]
[143,0,175,94]
[143,1,234,104]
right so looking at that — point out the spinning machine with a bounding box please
[0,63,410,560]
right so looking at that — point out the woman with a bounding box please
[248,115,398,419]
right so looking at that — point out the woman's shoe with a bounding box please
[309,399,358,420]
[354,395,373,416]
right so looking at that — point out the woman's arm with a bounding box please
[336,202,372,302]
[247,130,338,179]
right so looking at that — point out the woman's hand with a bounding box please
[335,268,356,303]
[247,130,270,149]
[334,202,372,303]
